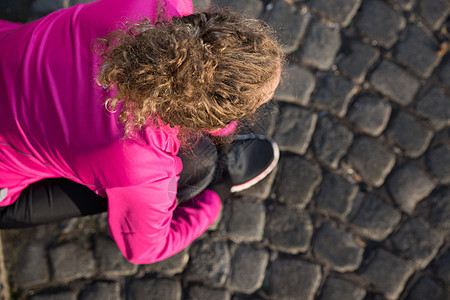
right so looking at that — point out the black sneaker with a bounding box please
[227,134,280,193]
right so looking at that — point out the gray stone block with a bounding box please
[346,137,396,187]
[186,240,230,286]
[187,285,230,300]
[276,156,322,208]
[427,145,450,184]
[370,60,420,105]
[386,111,433,158]
[393,0,416,10]
[316,173,358,218]
[438,59,450,89]
[244,103,280,137]
[15,243,49,288]
[79,281,120,300]
[69,0,96,5]
[406,276,448,300]
[299,20,341,70]
[312,73,358,117]
[49,242,95,282]
[142,247,189,276]
[310,0,362,26]
[395,25,441,78]
[264,0,309,54]
[312,222,364,272]
[355,0,405,48]
[351,194,402,241]
[31,0,65,14]
[312,116,354,168]
[348,95,392,136]
[418,0,450,31]
[427,189,450,231]
[193,0,211,12]
[416,87,450,130]
[30,291,76,300]
[268,258,322,300]
[266,205,313,254]
[436,252,450,285]
[274,65,315,106]
[95,236,138,277]
[211,0,263,19]
[390,218,444,268]
[361,249,414,300]
[337,41,380,83]
[319,277,366,300]
[273,105,317,155]
[227,200,265,242]
[127,278,181,300]
[388,164,436,214]
[228,245,269,293]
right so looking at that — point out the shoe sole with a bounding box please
[230,134,280,193]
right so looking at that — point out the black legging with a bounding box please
[0,137,218,228]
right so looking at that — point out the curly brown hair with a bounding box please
[94,8,284,136]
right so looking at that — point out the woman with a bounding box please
[0,0,283,263]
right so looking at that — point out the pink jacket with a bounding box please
[0,0,226,263]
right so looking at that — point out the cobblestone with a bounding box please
[427,189,450,231]
[395,25,441,78]
[299,20,341,70]
[276,156,322,208]
[337,40,379,83]
[30,290,76,300]
[14,243,49,288]
[266,205,313,254]
[355,0,405,48]
[386,111,433,158]
[264,0,309,54]
[142,247,189,276]
[348,95,392,136]
[312,116,354,168]
[439,59,450,89]
[319,277,366,300]
[436,252,450,285]
[312,222,364,272]
[316,172,358,218]
[268,258,321,300]
[361,249,414,300]
[274,65,315,106]
[95,236,138,277]
[273,105,317,155]
[393,0,415,10]
[187,285,230,300]
[346,137,396,187]
[418,0,450,31]
[311,73,358,117]
[406,276,448,300]
[310,0,361,27]
[79,281,120,300]
[248,103,280,137]
[48,242,95,282]
[370,60,420,105]
[416,87,450,131]
[127,278,181,300]
[228,245,269,293]
[30,0,65,14]
[390,217,444,269]
[186,240,230,286]
[227,199,265,242]
[427,145,450,184]
[351,194,402,241]
[211,0,263,19]
[235,165,277,200]
[387,164,436,214]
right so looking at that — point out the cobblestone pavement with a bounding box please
[1,0,450,299]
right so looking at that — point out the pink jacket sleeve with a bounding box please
[107,185,221,264]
